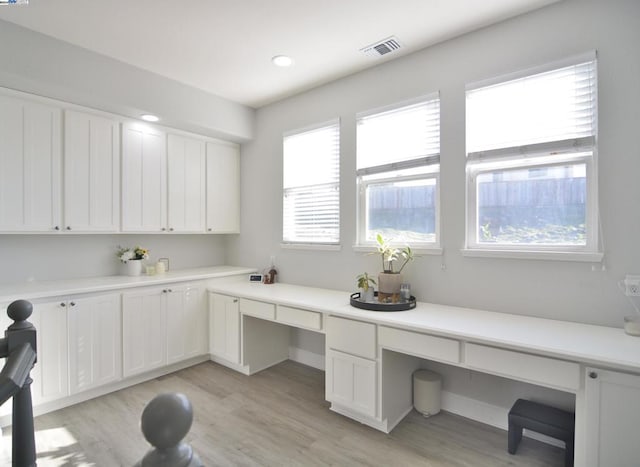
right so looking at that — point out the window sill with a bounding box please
[460,248,603,263]
[280,243,341,252]
[353,244,443,256]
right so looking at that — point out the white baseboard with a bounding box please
[442,390,565,448]
[289,347,325,370]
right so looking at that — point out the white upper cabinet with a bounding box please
[64,110,120,232]
[167,134,206,232]
[121,123,167,232]
[206,141,240,233]
[0,94,62,232]
[0,87,240,235]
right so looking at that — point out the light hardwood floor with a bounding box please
[1,361,565,466]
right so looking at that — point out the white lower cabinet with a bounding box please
[122,288,167,377]
[29,301,69,406]
[326,349,377,418]
[123,283,206,378]
[166,283,207,364]
[208,292,240,365]
[0,300,68,417]
[584,367,640,467]
[325,316,378,419]
[68,294,122,395]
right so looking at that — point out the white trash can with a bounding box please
[413,369,441,417]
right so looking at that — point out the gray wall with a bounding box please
[0,235,227,283]
[228,0,640,328]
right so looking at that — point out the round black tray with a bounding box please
[350,292,416,312]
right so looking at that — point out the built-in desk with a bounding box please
[207,278,640,467]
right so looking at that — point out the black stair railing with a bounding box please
[0,299,38,467]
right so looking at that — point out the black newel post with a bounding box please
[0,299,38,467]
[134,392,203,467]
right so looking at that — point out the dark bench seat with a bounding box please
[508,398,575,467]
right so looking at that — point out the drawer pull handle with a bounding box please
[588,371,598,379]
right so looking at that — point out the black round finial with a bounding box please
[7,300,33,322]
[140,393,193,449]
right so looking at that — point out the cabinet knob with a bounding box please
[207,228,212,232]
[233,299,238,303]
[54,226,60,231]
[167,289,172,293]
[588,371,598,379]
[162,289,167,293]
[161,228,166,232]
[66,226,72,231]
[169,227,174,232]
[70,302,76,307]
[60,302,66,307]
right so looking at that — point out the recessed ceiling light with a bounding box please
[141,114,159,122]
[272,55,294,67]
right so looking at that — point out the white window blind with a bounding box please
[467,59,596,157]
[465,54,599,255]
[357,96,440,174]
[283,120,340,244]
[356,96,441,246]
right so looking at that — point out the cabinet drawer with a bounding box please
[239,298,275,320]
[465,343,580,391]
[277,305,322,331]
[379,326,460,364]
[327,316,376,359]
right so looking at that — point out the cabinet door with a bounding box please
[209,293,240,364]
[183,285,207,358]
[29,301,69,405]
[68,294,122,395]
[166,284,207,364]
[326,349,377,418]
[64,110,120,232]
[584,368,640,466]
[206,141,240,233]
[122,123,167,232]
[122,288,166,377]
[168,134,206,232]
[0,94,62,232]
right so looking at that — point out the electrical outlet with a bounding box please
[624,275,640,296]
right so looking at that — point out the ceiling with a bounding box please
[0,0,559,109]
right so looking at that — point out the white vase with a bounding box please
[125,259,143,277]
[378,272,403,296]
[360,288,375,303]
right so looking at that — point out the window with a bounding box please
[356,95,440,247]
[283,120,340,245]
[465,53,599,257]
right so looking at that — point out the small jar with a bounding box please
[400,283,411,301]
[155,261,166,274]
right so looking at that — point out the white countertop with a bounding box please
[0,266,256,304]
[208,280,640,374]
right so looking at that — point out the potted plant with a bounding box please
[356,272,376,302]
[373,234,414,301]
[117,245,150,276]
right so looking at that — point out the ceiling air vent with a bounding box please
[360,36,402,59]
